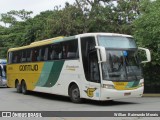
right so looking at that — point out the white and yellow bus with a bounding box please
[7,33,151,103]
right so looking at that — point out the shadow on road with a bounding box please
[12,90,71,103]
[0,87,8,89]
[83,99,138,106]
[10,89,138,106]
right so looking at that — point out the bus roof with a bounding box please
[77,32,133,38]
[8,36,64,52]
[8,33,133,52]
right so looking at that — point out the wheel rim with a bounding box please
[72,88,79,101]
[16,82,19,91]
[22,82,26,93]
[16,83,18,89]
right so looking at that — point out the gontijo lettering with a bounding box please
[19,64,38,71]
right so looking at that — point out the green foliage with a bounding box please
[0,0,141,58]
[133,0,160,93]
[134,0,160,66]
[7,9,33,21]
[0,13,16,26]
[0,10,33,58]
[75,0,140,34]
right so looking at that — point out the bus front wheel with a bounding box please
[21,81,28,94]
[69,84,82,103]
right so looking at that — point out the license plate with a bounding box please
[124,92,131,96]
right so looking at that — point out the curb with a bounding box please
[143,94,160,97]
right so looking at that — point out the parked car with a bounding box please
[0,59,7,87]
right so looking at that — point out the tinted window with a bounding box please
[81,37,100,82]
[62,40,78,59]
[8,39,79,64]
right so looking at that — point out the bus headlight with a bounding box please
[102,84,115,89]
[139,82,144,87]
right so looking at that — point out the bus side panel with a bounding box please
[52,60,83,96]
[48,60,101,101]
[33,61,65,93]
[7,63,44,90]
[34,60,83,96]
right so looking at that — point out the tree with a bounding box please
[134,0,160,66]
[0,13,16,26]
[0,1,140,58]
[133,0,160,93]
[7,9,33,21]
[74,0,140,34]
[0,10,33,57]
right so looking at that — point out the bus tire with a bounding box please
[15,81,22,93]
[21,81,28,95]
[69,84,82,103]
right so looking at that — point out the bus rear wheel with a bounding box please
[15,81,22,93]
[21,81,28,94]
[69,84,82,103]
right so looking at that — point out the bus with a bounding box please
[0,59,7,87]
[7,33,151,103]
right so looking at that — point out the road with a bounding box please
[0,87,160,120]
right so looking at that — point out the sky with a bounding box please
[0,0,75,16]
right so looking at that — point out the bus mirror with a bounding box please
[138,47,151,63]
[95,46,107,63]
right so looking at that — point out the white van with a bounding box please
[0,59,7,87]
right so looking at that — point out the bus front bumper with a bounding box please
[100,86,144,101]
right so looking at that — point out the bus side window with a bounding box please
[44,47,49,61]
[37,49,42,61]
[13,52,18,63]
[26,49,32,62]
[41,47,46,61]
[32,48,39,62]
[12,52,16,63]
[8,52,13,64]
[17,51,22,63]
[21,50,27,62]
[67,52,76,58]
[52,43,62,60]
[62,39,78,59]
[50,45,58,60]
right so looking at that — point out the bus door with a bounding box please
[81,37,101,100]
[87,50,101,100]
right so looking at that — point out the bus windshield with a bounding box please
[101,50,142,81]
[98,35,142,81]
[98,36,137,49]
